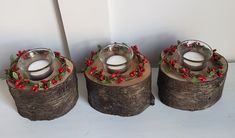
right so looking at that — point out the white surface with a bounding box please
[183,52,204,62]
[0,64,234,138]
[0,0,69,76]
[106,55,127,70]
[28,60,49,71]
[108,0,235,66]
[58,0,111,71]
[1,0,235,73]
[183,52,204,67]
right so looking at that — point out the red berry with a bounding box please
[218,66,223,69]
[85,59,93,66]
[181,74,188,79]
[41,80,48,84]
[99,75,105,81]
[11,64,18,72]
[180,68,189,74]
[169,59,176,66]
[117,77,125,83]
[52,79,58,85]
[129,71,137,77]
[15,79,22,87]
[163,57,167,64]
[43,85,49,90]
[138,71,143,77]
[143,58,148,64]
[170,45,177,53]
[67,67,71,73]
[24,79,30,84]
[58,67,65,73]
[131,45,139,53]
[89,67,97,75]
[32,85,39,92]
[16,50,27,57]
[217,72,223,77]
[212,53,220,61]
[99,69,104,76]
[140,68,145,72]
[198,75,207,82]
[19,84,25,89]
[54,51,61,57]
[111,73,117,78]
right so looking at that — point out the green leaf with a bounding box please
[192,76,199,85]
[61,72,66,77]
[159,58,163,65]
[12,72,19,80]
[55,76,59,81]
[209,71,215,77]
[47,81,51,87]
[27,81,35,86]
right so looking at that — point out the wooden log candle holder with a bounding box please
[5,50,78,120]
[158,41,228,111]
[84,44,154,116]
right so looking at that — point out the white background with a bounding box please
[0,0,70,75]
[0,0,235,72]
[108,0,235,66]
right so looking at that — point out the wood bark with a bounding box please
[158,57,228,111]
[85,61,154,116]
[7,59,78,120]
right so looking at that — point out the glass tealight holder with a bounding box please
[99,43,134,74]
[17,48,55,81]
[177,40,213,71]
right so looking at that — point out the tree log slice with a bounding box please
[85,58,154,116]
[158,54,228,111]
[6,58,78,120]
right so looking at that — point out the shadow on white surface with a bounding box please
[0,80,17,111]
[151,68,159,100]
[77,73,89,104]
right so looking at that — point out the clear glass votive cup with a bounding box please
[17,48,55,80]
[99,43,134,74]
[177,40,213,71]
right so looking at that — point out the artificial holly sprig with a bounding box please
[161,42,225,83]
[5,51,71,93]
[84,45,148,84]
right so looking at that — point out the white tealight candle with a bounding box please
[183,51,205,67]
[106,55,127,71]
[28,60,50,78]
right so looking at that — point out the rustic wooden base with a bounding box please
[7,59,78,120]
[85,59,154,116]
[158,56,228,111]
[86,74,154,116]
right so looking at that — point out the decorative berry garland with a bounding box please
[84,45,148,84]
[5,50,71,93]
[161,42,225,83]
